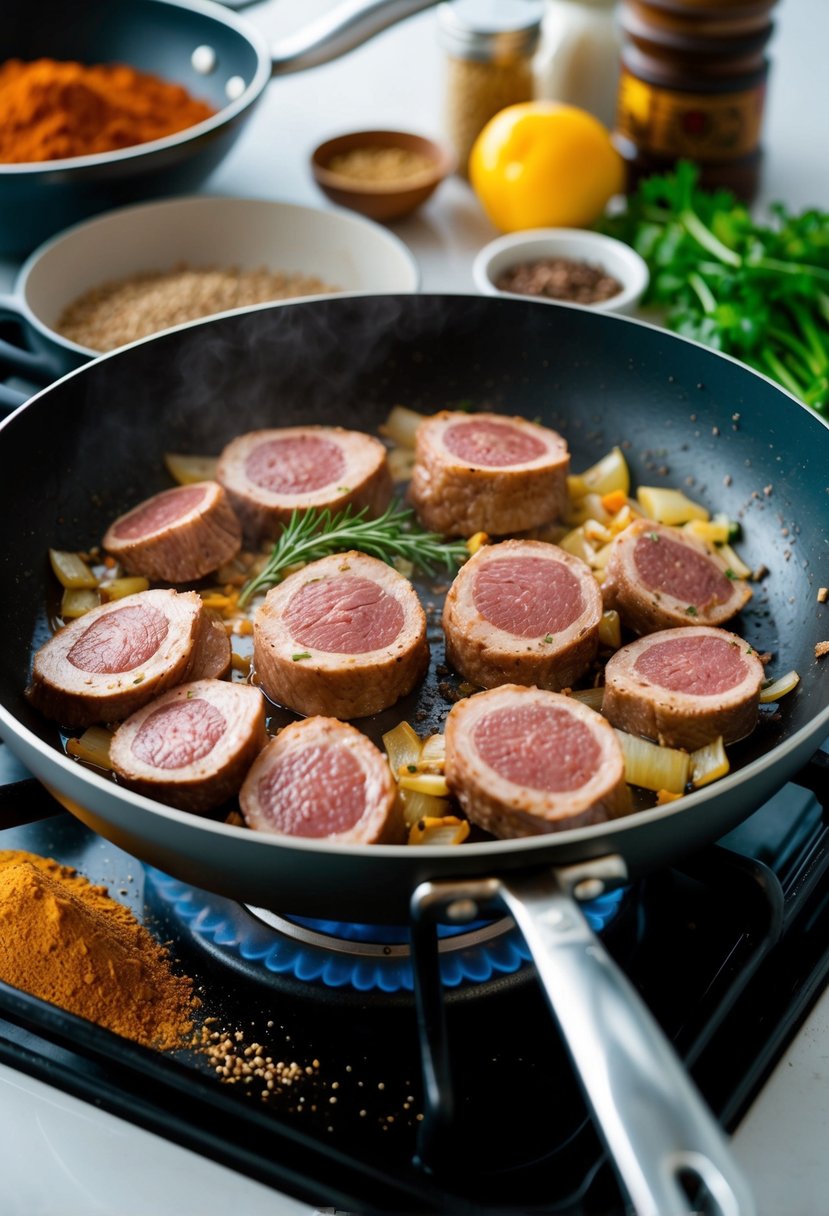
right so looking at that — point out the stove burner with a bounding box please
[146,867,625,994]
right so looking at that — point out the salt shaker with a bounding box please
[533,0,621,129]
[437,0,545,178]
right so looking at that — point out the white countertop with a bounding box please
[1,1,828,1213]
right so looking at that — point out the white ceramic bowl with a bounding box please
[1,195,420,375]
[472,228,649,316]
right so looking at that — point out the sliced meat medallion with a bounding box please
[253,551,428,719]
[602,519,751,635]
[443,539,602,691]
[110,679,267,812]
[240,717,403,844]
[408,410,569,537]
[28,589,215,727]
[445,684,631,838]
[602,625,765,750]
[215,426,392,543]
[102,481,242,583]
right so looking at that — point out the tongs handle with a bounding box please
[499,868,756,1216]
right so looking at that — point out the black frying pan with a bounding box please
[0,0,436,254]
[1,294,827,1215]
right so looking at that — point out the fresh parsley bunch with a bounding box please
[601,161,829,413]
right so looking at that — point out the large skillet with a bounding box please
[1,294,827,1215]
[0,0,436,254]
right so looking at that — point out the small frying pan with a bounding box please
[1,294,827,1214]
[0,0,438,254]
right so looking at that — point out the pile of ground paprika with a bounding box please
[0,850,198,1050]
[0,58,215,163]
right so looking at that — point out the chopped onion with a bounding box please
[566,492,611,527]
[408,816,470,846]
[164,453,217,485]
[718,542,752,579]
[615,729,690,793]
[99,576,150,601]
[382,720,422,776]
[569,686,605,711]
[66,727,114,771]
[60,587,100,619]
[49,549,98,590]
[398,771,450,798]
[568,446,630,499]
[759,670,800,703]
[387,446,416,483]
[378,405,426,449]
[419,733,446,769]
[683,518,730,545]
[558,525,596,564]
[636,486,710,525]
[598,609,621,650]
[399,788,450,829]
[689,736,729,788]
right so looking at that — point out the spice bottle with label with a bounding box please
[613,0,778,201]
[437,0,545,179]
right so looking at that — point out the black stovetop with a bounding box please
[0,743,827,1216]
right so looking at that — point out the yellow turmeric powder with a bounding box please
[0,850,198,1050]
[0,59,216,164]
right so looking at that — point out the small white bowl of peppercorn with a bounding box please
[472,227,649,316]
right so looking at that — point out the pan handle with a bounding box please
[499,867,756,1216]
[411,868,755,1216]
[0,295,64,411]
[270,0,439,75]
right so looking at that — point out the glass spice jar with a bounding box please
[437,0,545,179]
[612,0,778,202]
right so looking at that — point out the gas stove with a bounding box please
[0,741,827,1215]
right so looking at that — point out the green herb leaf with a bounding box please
[685,605,698,616]
[291,652,311,662]
[239,501,470,607]
[599,161,829,414]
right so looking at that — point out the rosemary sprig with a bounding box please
[238,501,469,607]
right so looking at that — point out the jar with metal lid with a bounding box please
[613,0,778,201]
[437,0,545,179]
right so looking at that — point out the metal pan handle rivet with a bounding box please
[191,46,217,74]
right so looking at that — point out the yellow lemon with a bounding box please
[469,101,625,233]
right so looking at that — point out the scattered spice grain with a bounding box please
[57,264,341,352]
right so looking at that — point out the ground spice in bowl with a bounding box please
[0,58,215,163]
[326,145,437,184]
[495,256,623,304]
[56,264,341,352]
[0,849,198,1049]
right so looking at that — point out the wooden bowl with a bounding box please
[311,130,454,223]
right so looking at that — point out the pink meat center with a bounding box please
[442,420,546,468]
[113,484,208,540]
[285,576,404,653]
[130,698,227,769]
[633,532,733,607]
[634,635,748,696]
[256,745,367,837]
[67,604,169,673]
[473,556,584,637]
[244,436,345,495]
[473,704,600,792]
